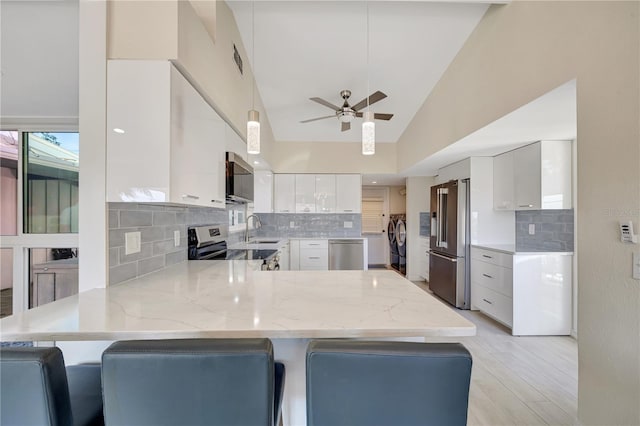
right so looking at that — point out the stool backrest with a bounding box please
[306,340,473,426]
[102,338,276,426]
[0,347,73,426]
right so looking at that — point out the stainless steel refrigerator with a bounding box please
[429,179,470,309]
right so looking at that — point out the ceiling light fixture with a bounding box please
[247,1,260,155]
[362,2,375,156]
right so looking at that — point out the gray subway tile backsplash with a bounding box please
[515,209,574,252]
[254,213,362,238]
[108,204,363,285]
[108,203,229,285]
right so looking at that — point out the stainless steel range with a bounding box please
[188,225,280,270]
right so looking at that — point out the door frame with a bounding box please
[361,186,390,267]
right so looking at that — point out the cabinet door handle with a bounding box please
[343,209,353,212]
[308,257,320,260]
[482,298,493,305]
[482,255,493,259]
[211,199,223,204]
[280,209,290,212]
[308,243,320,246]
[482,273,493,279]
[182,194,200,200]
[519,204,534,208]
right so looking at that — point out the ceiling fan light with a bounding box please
[362,111,375,156]
[247,109,260,155]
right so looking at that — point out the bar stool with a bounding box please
[0,347,104,426]
[102,338,285,426]
[306,340,472,426]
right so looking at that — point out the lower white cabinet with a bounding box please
[277,242,289,271]
[471,246,572,335]
[288,239,329,271]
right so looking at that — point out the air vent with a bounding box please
[233,44,243,75]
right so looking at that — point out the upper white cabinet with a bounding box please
[225,125,246,161]
[335,174,362,213]
[295,174,316,213]
[107,60,225,208]
[274,174,295,213]
[254,170,273,213]
[272,173,362,214]
[315,175,336,213]
[493,140,572,211]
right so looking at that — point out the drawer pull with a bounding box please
[308,257,320,260]
[308,244,320,246]
[519,204,534,208]
[482,273,493,279]
[482,298,493,305]
[482,255,492,259]
[182,194,199,200]
[343,209,353,212]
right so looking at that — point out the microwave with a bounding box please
[225,152,254,203]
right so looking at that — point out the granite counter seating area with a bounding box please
[0,260,475,425]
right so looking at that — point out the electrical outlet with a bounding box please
[174,230,180,247]
[125,231,141,255]
[633,252,640,280]
[528,224,535,235]
[344,221,353,228]
[289,221,295,228]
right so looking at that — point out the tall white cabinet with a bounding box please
[493,140,572,211]
[254,171,274,213]
[106,60,225,208]
[335,174,362,213]
[274,174,296,213]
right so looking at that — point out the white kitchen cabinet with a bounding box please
[335,174,362,213]
[493,140,572,211]
[225,125,246,160]
[298,240,329,270]
[107,60,225,208]
[419,237,429,281]
[295,174,316,213]
[315,175,336,213]
[289,239,300,270]
[277,241,290,271]
[470,246,572,335]
[493,151,514,210]
[274,174,295,213]
[254,171,273,213]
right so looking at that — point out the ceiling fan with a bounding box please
[300,90,394,132]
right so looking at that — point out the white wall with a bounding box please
[435,158,470,183]
[406,176,434,281]
[397,3,639,423]
[388,186,406,215]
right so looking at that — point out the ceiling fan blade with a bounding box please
[310,97,341,111]
[300,115,335,124]
[352,91,387,111]
[354,112,394,121]
[373,113,394,120]
[341,121,351,132]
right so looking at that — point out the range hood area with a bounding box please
[225,152,254,204]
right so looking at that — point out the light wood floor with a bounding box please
[413,281,578,426]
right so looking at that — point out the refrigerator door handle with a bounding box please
[428,251,457,262]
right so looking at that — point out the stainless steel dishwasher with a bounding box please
[329,239,364,270]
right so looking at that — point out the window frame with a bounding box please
[0,125,79,316]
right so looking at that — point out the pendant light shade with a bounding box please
[247,110,260,154]
[247,2,260,155]
[362,111,375,155]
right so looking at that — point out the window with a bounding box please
[24,132,79,233]
[362,199,384,234]
[1,131,19,236]
[0,130,80,317]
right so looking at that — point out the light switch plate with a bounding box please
[174,230,180,247]
[633,252,640,280]
[125,231,141,255]
[528,224,535,235]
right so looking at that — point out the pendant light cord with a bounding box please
[366,1,370,112]
[252,1,255,110]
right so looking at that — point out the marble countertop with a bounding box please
[471,244,574,255]
[0,261,475,342]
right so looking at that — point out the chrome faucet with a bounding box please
[245,214,262,243]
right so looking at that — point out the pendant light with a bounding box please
[362,2,375,156]
[247,1,260,155]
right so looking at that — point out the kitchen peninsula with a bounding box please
[0,260,475,425]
